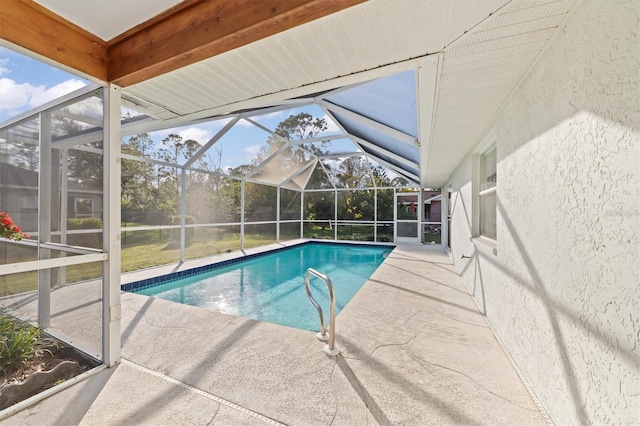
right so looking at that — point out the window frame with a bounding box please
[479,146,497,240]
[471,130,498,256]
[75,197,94,218]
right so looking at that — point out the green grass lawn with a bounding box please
[0,271,38,296]
[1,229,278,297]
[121,229,243,272]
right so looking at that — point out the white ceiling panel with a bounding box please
[462,15,567,44]
[236,50,285,95]
[442,40,547,67]
[426,0,577,184]
[465,0,498,30]
[446,0,471,42]
[498,0,574,14]
[424,0,451,53]
[443,59,537,82]
[492,0,513,11]
[442,52,539,74]
[262,39,308,90]
[439,68,530,89]
[476,0,575,30]
[34,0,183,41]
[445,28,557,57]
[402,0,430,57]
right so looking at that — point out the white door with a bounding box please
[394,192,420,244]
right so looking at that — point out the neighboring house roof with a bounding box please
[0,162,101,195]
[67,181,102,194]
[0,162,38,188]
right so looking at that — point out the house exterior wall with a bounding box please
[446,0,639,424]
[423,190,442,222]
[427,200,441,223]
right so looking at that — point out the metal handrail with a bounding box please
[305,268,339,356]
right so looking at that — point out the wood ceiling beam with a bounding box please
[107,0,365,87]
[0,0,108,81]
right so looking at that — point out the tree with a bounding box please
[121,133,157,214]
[150,134,205,218]
[305,161,334,189]
[244,181,277,222]
[338,190,375,221]
[305,191,334,225]
[258,112,329,167]
[56,116,104,189]
[336,156,372,189]
[124,132,154,157]
[372,166,401,223]
[241,113,331,225]
[184,148,239,224]
[155,134,202,191]
[7,142,38,171]
[274,112,327,141]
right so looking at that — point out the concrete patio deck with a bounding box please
[2,244,547,425]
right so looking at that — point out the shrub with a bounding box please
[0,313,58,378]
[66,218,103,248]
[377,234,392,242]
[67,218,103,230]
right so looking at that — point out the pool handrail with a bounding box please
[305,268,339,356]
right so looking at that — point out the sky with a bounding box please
[0,45,405,182]
[0,46,89,123]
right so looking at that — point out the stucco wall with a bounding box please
[447,0,639,424]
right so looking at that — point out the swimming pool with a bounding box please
[125,242,393,331]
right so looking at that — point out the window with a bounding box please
[75,197,94,218]
[479,147,496,240]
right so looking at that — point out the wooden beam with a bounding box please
[0,0,108,81]
[108,0,365,87]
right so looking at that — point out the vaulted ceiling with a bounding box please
[0,0,579,186]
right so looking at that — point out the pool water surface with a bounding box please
[132,243,393,331]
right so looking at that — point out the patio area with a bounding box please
[3,244,545,425]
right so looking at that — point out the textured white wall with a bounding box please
[447,0,639,424]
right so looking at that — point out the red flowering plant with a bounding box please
[0,212,28,241]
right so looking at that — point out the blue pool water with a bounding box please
[132,243,393,331]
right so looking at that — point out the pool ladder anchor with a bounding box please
[305,268,340,356]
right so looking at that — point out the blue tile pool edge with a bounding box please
[121,240,395,293]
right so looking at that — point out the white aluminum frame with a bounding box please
[394,190,421,244]
[0,84,122,366]
[37,111,52,328]
[417,55,441,187]
[440,187,449,249]
[102,84,122,366]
